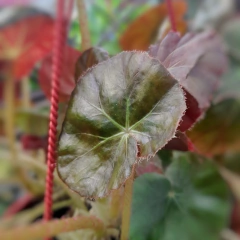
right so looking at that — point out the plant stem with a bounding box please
[4,74,16,160]
[121,166,135,240]
[0,215,105,240]
[110,188,123,225]
[3,193,34,218]
[3,72,27,181]
[21,77,31,108]
[76,0,91,51]
[0,194,69,228]
[1,145,87,210]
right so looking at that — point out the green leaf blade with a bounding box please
[130,153,231,240]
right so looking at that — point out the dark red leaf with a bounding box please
[178,90,202,132]
[163,131,195,152]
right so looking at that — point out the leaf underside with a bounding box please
[57,51,186,198]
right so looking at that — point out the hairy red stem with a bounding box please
[166,0,177,31]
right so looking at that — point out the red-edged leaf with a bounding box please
[119,0,187,51]
[0,15,54,79]
[74,47,109,82]
[39,46,81,102]
[149,31,228,131]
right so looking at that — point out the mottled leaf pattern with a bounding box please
[57,52,186,197]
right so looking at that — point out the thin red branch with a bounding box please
[43,1,73,239]
[3,193,34,218]
[166,0,177,32]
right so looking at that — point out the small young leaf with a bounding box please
[39,46,81,102]
[57,52,186,198]
[119,1,187,51]
[74,47,109,82]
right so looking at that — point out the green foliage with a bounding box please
[130,152,231,240]
[69,1,149,54]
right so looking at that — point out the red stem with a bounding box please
[43,0,64,223]
[43,1,73,239]
[3,194,34,218]
[166,0,177,31]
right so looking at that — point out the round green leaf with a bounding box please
[57,52,186,198]
[130,153,231,240]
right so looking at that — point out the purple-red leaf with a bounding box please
[149,31,228,131]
